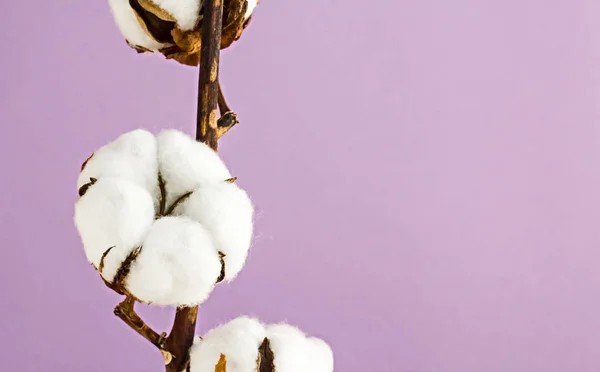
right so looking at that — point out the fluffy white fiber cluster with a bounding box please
[108,0,259,53]
[189,317,334,372]
[74,129,253,306]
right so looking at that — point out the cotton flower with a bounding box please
[74,129,254,306]
[106,0,260,66]
[188,316,334,372]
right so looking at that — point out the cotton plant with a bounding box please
[75,1,333,371]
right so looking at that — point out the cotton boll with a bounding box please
[78,129,159,206]
[157,129,231,207]
[266,324,334,372]
[74,178,155,283]
[171,182,253,280]
[125,216,222,306]
[189,317,266,372]
[108,0,167,52]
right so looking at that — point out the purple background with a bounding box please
[2,0,600,371]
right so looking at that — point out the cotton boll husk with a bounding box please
[266,324,334,372]
[157,129,231,207]
[74,178,155,282]
[107,0,167,52]
[78,129,159,207]
[189,317,266,372]
[171,182,254,280]
[125,216,222,306]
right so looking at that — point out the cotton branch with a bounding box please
[167,0,229,371]
[113,297,173,364]
[79,0,255,370]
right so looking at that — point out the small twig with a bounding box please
[114,297,173,364]
[216,112,239,140]
[164,191,193,216]
[217,80,231,115]
[217,80,239,138]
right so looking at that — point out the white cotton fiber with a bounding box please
[78,129,159,206]
[125,216,222,306]
[244,0,259,19]
[307,337,335,372]
[171,182,254,280]
[150,0,201,31]
[74,178,155,283]
[107,0,167,52]
[157,129,232,207]
[266,324,334,372]
[189,317,266,372]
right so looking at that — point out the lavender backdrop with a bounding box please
[2,0,600,371]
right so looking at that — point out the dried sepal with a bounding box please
[256,337,275,372]
[78,177,97,197]
[214,354,226,372]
